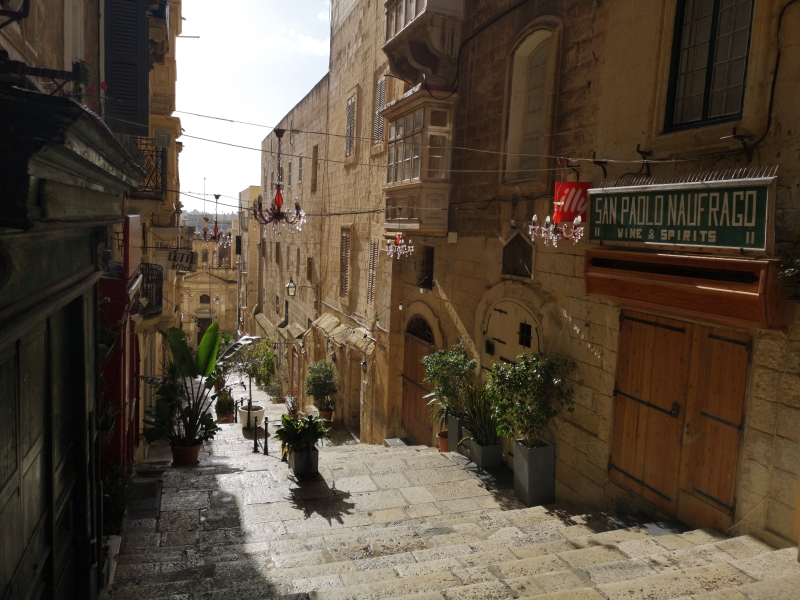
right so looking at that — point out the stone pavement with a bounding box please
[107,385,800,599]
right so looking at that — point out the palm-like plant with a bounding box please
[143,325,257,447]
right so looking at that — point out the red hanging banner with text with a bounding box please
[553,181,592,224]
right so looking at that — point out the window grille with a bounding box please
[296,247,300,279]
[373,74,386,144]
[311,145,318,192]
[518,322,533,348]
[340,229,351,297]
[288,161,292,186]
[367,239,378,305]
[200,294,210,304]
[406,316,434,345]
[668,0,752,128]
[345,96,356,157]
[298,154,303,182]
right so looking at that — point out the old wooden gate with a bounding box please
[401,317,435,446]
[610,310,749,531]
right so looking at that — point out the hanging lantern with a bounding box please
[252,129,306,234]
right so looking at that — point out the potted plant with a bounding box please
[460,384,501,469]
[489,354,575,506]
[305,360,338,420]
[215,389,235,423]
[422,342,476,452]
[271,363,289,402]
[143,325,256,466]
[274,414,332,477]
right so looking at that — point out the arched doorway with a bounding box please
[402,316,435,445]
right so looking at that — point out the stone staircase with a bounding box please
[108,422,800,600]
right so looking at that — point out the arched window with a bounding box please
[505,30,553,182]
[199,294,210,304]
[502,234,533,278]
[406,316,434,345]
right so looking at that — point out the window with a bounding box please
[345,95,356,157]
[200,294,210,304]
[373,73,387,144]
[276,295,280,314]
[307,256,313,282]
[386,108,423,184]
[340,228,351,298]
[311,145,318,192]
[367,239,378,306]
[518,322,532,348]
[288,160,292,186]
[505,31,552,182]
[285,299,289,320]
[667,0,753,128]
[298,154,303,182]
[202,249,209,263]
[502,234,533,278]
[419,245,434,289]
[296,247,300,279]
[275,242,281,265]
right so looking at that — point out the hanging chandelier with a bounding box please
[217,231,232,249]
[529,213,584,247]
[201,194,224,242]
[253,128,306,234]
[386,232,414,259]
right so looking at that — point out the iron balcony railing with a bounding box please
[139,263,163,318]
[114,134,168,200]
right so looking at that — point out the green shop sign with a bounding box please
[588,181,771,250]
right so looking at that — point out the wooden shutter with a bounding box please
[373,75,386,144]
[345,96,356,157]
[105,0,149,135]
[340,229,350,297]
[311,145,318,192]
[306,256,313,282]
[420,246,434,289]
[367,239,378,306]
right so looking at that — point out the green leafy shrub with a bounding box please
[461,385,499,447]
[422,341,476,426]
[215,389,235,415]
[489,354,575,448]
[305,361,338,411]
[274,414,332,454]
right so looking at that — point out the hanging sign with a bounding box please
[553,181,592,223]
[589,180,771,250]
[168,250,198,272]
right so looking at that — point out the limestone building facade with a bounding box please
[254,0,800,549]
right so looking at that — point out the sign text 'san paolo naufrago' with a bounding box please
[588,181,770,250]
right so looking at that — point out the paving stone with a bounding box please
[334,475,378,493]
[395,557,461,577]
[457,548,516,568]
[730,573,800,599]
[517,589,605,600]
[161,531,198,547]
[714,535,774,560]
[730,547,800,581]
[597,562,754,599]
[558,544,627,567]
[405,502,441,518]
[160,491,210,511]
[507,568,592,596]
[442,580,514,599]
[496,553,570,578]
[372,472,412,489]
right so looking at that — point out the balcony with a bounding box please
[116,135,168,200]
[139,263,164,318]
[383,0,464,85]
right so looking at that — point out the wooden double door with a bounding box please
[610,310,750,532]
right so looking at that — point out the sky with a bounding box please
[175,1,331,214]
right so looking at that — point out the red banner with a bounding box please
[553,181,592,224]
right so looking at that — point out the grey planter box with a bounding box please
[471,441,502,469]
[448,415,470,455]
[289,446,319,476]
[514,439,555,506]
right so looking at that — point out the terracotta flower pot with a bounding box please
[437,430,449,452]
[319,410,334,421]
[217,413,234,424]
[171,443,202,466]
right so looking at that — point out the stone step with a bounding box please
[263,531,778,598]
[691,570,800,599]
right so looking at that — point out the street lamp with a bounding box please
[286,277,317,298]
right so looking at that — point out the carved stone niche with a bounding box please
[383,0,464,86]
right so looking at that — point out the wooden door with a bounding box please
[196,318,212,347]
[678,327,749,531]
[401,329,435,446]
[610,311,692,515]
[611,310,750,532]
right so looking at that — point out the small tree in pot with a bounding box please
[460,384,501,469]
[305,360,338,420]
[422,341,476,451]
[489,354,575,506]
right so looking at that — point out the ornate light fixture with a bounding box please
[529,214,584,247]
[285,277,317,298]
[201,194,224,242]
[253,129,306,234]
[386,232,414,259]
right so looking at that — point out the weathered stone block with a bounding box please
[754,335,789,370]
[776,404,800,442]
[746,396,779,434]
[772,436,800,474]
[768,467,798,508]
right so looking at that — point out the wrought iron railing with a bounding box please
[114,134,168,199]
[139,263,163,318]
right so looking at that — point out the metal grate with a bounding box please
[118,135,167,199]
[594,165,777,189]
[367,239,378,306]
[139,263,163,317]
[340,229,351,297]
[406,316,434,345]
